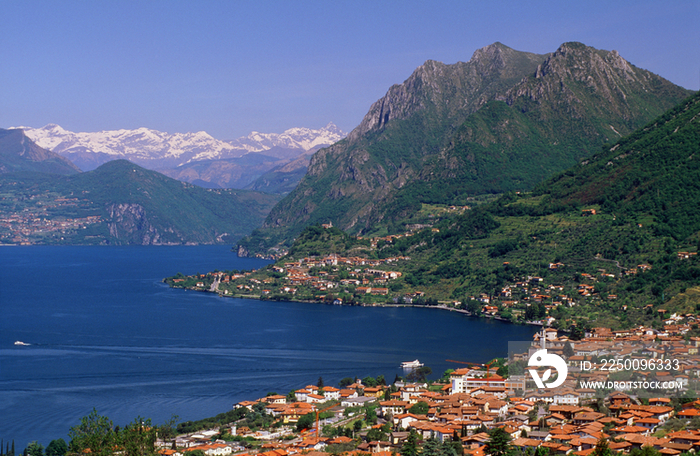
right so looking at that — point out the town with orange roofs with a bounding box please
[156,324,700,456]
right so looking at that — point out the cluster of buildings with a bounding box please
[152,324,700,456]
[0,214,102,244]
[263,254,409,297]
[156,363,700,456]
[0,197,101,244]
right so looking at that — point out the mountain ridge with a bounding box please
[18,122,346,171]
[229,91,700,330]
[241,41,692,255]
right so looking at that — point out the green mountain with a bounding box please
[0,160,280,245]
[0,128,80,175]
[219,91,700,330]
[239,42,691,256]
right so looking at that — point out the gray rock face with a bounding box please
[107,203,162,245]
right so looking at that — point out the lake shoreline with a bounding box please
[171,282,543,326]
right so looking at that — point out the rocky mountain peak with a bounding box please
[469,42,509,71]
[251,42,691,252]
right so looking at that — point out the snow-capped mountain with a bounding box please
[18,123,346,171]
[221,123,347,157]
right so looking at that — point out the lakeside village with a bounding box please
[95,327,700,456]
[166,230,698,328]
[0,192,101,244]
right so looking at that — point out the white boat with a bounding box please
[401,359,423,369]
[14,341,30,346]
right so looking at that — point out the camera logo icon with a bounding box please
[528,349,568,389]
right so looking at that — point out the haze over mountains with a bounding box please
[240,41,693,255]
[18,123,347,190]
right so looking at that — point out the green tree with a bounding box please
[443,439,463,456]
[366,428,388,442]
[45,440,67,456]
[591,438,613,456]
[570,325,585,341]
[422,435,444,456]
[484,427,512,456]
[407,366,432,383]
[121,417,156,456]
[408,401,430,415]
[364,405,378,425]
[296,413,315,432]
[353,420,363,433]
[441,369,455,381]
[534,447,549,456]
[362,376,378,387]
[69,409,116,456]
[630,446,661,456]
[157,415,179,443]
[400,430,419,456]
[563,342,575,358]
[25,443,43,456]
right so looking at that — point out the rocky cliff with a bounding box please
[239,42,692,255]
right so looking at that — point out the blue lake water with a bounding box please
[0,245,537,448]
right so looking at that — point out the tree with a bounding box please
[157,415,179,443]
[353,419,363,434]
[563,342,575,358]
[296,413,315,432]
[45,440,67,456]
[570,325,585,341]
[24,443,43,456]
[366,428,388,442]
[408,401,430,415]
[534,447,549,456]
[69,409,115,456]
[362,376,378,387]
[422,435,444,456]
[318,376,325,389]
[484,427,512,456]
[629,446,661,456]
[591,438,613,456]
[121,417,156,456]
[407,366,432,383]
[444,438,463,456]
[400,430,419,456]
[252,401,267,414]
[364,405,378,425]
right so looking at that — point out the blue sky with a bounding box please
[2,0,698,139]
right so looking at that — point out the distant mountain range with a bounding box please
[0,132,281,245]
[16,123,346,190]
[239,41,693,255]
